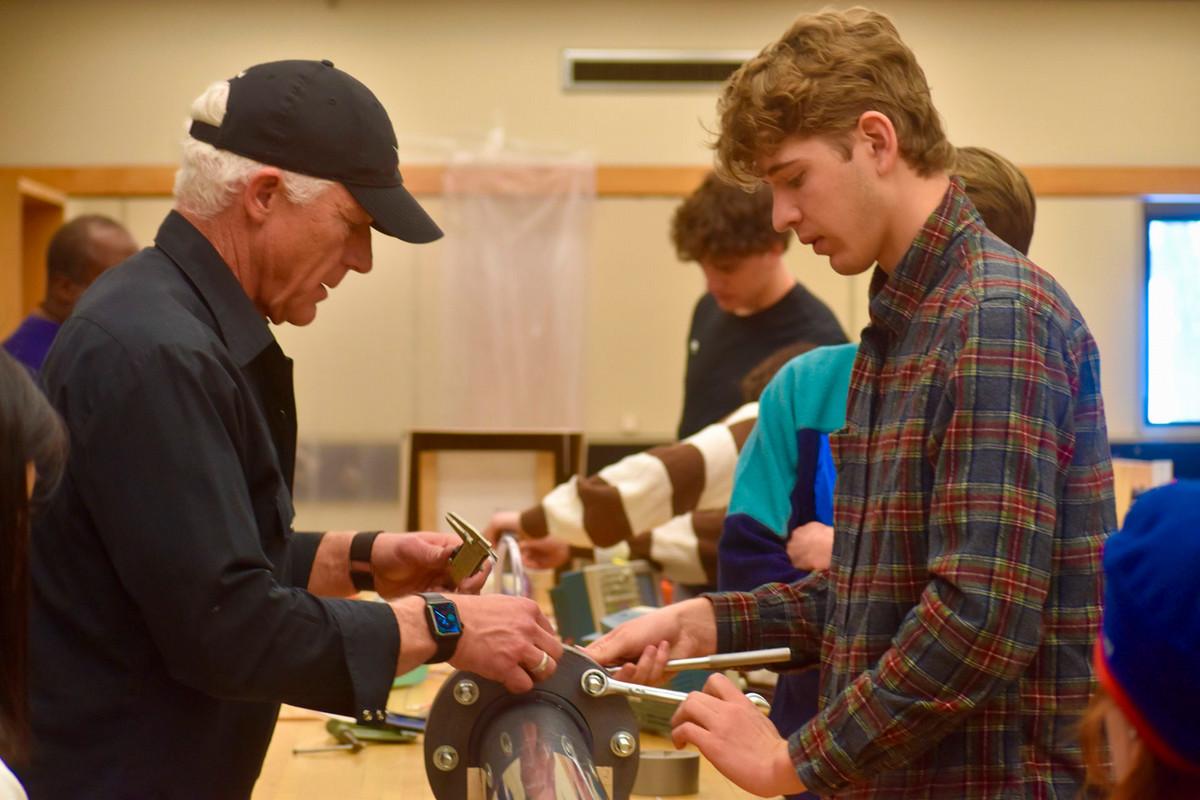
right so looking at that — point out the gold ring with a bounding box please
[531,651,550,674]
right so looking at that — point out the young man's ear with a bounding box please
[243,167,286,223]
[857,111,900,175]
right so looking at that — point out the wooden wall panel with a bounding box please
[5,164,1199,199]
[0,176,65,337]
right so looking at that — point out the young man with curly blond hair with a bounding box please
[589,9,1115,798]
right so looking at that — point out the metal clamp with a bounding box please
[445,512,496,585]
[424,647,640,799]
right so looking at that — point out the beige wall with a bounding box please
[7,1,1200,501]
[3,0,1199,165]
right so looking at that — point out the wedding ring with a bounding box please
[531,650,551,674]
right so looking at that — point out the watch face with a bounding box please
[430,602,462,636]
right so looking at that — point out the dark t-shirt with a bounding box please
[677,283,847,438]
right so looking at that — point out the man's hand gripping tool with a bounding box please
[445,511,496,586]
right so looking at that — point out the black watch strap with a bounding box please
[419,592,462,664]
[349,531,382,592]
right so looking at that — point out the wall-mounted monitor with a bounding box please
[1144,201,1200,427]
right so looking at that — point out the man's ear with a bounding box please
[857,111,900,175]
[47,274,81,306]
[242,167,286,224]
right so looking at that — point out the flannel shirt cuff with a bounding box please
[705,590,763,654]
[710,581,824,656]
[790,717,856,796]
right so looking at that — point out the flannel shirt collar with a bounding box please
[867,177,979,340]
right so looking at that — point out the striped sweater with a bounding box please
[519,403,758,585]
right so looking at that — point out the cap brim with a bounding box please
[348,182,443,244]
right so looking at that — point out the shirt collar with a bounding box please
[154,210,275,366]
[867,177,981,339]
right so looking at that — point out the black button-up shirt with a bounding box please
[23,211,399,798]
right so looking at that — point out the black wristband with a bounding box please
[349,531,382,592]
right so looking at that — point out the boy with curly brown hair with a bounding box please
[671,173,846,439]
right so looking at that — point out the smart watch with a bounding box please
[419,592,463,663]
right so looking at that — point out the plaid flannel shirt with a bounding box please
[710,180,1115,798]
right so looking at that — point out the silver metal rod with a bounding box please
[665,646,793,671]
[293,729,363,755]
[292,743,359,755]
[604,646,793,674]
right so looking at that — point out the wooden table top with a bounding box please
[252,664,768,800]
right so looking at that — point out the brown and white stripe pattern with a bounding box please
[519,403,758,583]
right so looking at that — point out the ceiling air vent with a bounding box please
[562,49,755,91]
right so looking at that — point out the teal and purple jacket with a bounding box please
[716,342,857,796]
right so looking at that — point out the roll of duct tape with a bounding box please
[631,749,700,796]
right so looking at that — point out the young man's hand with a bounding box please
[482,510,522,544]
[584,598,718,682]
[518,536,571,570]
[670,673,807,796]
[787,521,834,571]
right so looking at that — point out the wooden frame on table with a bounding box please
[405,430,585,532]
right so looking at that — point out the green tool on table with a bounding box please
[292,719,418,755]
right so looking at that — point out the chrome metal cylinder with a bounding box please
[476,698,610,799]
[424,648,639,799]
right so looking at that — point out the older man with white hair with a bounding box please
[22,60,563,799]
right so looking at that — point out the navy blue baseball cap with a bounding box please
[189,59,442,244]
[1096,480,1200,774]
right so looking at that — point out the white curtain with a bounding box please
[432,143,594,430]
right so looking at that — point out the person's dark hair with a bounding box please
[671,173,790,263]
[46,214,126,283]
[740,341,819,402]
[0,353,67,765]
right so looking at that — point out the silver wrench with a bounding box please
[580,668,771,715]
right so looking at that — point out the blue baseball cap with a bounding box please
[1095,480,1200,773]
